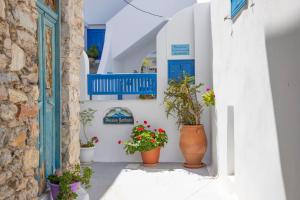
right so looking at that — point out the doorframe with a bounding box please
[36,0,61,171]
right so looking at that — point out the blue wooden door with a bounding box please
[37,0,60,194]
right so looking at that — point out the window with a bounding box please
[231,0,247,19]
[86,28,106,60]
[168,60,195,82]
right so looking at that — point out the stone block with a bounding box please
[9,44,25,71]
[17,104,38,120]
[0,103,18,121]
[0,54,9,70]
[0,85,8,101]
[0,185,14,200]
[0,1,5,19]
[0,170,12,185]
[0,72,20,84]
[21,73,38,84]
[9,131,26,147]
[23,147,39,170]
[8,89,28,103]
[0,148,12,166]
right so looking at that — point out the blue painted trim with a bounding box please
[231,0,247,18]
[88,73,157,96]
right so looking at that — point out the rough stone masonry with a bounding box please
[0,0,39,199]
[0,0,84,199]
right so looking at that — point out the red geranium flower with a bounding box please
[150,139,156,143]
[136,135,142,140]
[118,140,122,144]
[158,128,165,133]
[150,133,155,138]
[137,127,144,131]
[144,120,148,124]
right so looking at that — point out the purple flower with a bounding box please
[206,87,211,91]
[91,136,99,144]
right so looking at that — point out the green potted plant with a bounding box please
[164,75,215,168]
[86,45,99,60]
[48,165,93,200]
[121,120,168,167]
[79,108,99,163]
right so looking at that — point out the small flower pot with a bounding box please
[50,182,80,200]
[80,147,95,163]
[141,147,161,167]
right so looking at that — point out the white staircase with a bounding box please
[99,0,197,73]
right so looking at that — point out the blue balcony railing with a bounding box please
[87,73,157,100]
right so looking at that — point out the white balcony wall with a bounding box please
[211,0,300,200]
[99,0,197,74]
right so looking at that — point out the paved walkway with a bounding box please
[85,163,238,200]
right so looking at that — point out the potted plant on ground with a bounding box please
[164,75,215,168]
[79,108,99,163]
[121,121,168,167]
[48,165,93,200]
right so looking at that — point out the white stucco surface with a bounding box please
[210,0,300,200]
[80,51,89,101]
[84,0,130,25]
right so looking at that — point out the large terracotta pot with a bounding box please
[180,125,207,168]
[141,147,161,167]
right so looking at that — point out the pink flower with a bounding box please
[206,87,211,91]
[144,120,148,124]
[118,140,122,144]
[147,125,151,128]
[92,136,99,144]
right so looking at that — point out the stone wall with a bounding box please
[60,0,84,169]
[0,0,39,199]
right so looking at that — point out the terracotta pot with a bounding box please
[141,147,161,167]
[180,125,207,168]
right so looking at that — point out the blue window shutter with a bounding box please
[168,60,195,82]
[231,0,247,18]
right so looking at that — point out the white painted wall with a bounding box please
[157,3,212,164]
[84,0,130,25]
[80,51,89,101]
[99,0,197,74]
[80,3,212,164]
[210,0,300,199]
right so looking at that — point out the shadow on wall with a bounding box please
[266,22,300,200]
